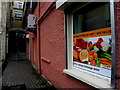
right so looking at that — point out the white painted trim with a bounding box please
[26,34,30,38]
[56,0,67,9]
[56,0,114,10]
[66,13,73,70]
[64,2,113,88]
[63,69,112,88]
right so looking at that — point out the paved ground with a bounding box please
[2,59,55,90]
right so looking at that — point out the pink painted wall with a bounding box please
[39,3,95,88]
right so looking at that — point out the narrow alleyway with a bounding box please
[2,59,54,89]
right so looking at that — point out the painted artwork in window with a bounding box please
[73,27,112,78]
[73,3,111,79]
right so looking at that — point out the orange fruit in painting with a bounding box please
[88,42,93,49]
[74,50,79,59]
[94,52,98,57]
[89,55,94,62]
[90,60,96,66]
[79,49,88,62]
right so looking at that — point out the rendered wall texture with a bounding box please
[27,2,120,89]
[26,3,41,72]
[33,3,39,22]
[26,32,38,69]
[115,2,120,89]
[33,3,41,72]
[38,3,95,88]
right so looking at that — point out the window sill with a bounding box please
[63,69,112,88]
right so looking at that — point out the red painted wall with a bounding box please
[30,34,34,64]
[33,3,41,72]
[26,2,120,89]
[38,3,94,88]
[26,32,37,65]
[34,3,39,22]
[39,2,53,18]
[33,35,37,66]
[115,2,120,89]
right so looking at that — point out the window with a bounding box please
[62,2,114,88]
[15,12,22,18]
[18,2,23,9]
[73,3,112,78]
[73,3,110,34]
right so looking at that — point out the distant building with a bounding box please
[7,0,26,59]
[10,0,24,28]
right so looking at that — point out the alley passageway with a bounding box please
[2,59,54,89]
[2,30,55,89]
[1,1,120,89]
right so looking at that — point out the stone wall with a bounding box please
[0,2,8,62]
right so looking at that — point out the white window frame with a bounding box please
[56,0,116,89]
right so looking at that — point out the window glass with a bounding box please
[15,12,22,17]
[18,3,23,9]
[73,3,110,34]
[73,3,112,79]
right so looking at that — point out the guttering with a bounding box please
[36,2,41,74]
[35,2,55,74]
